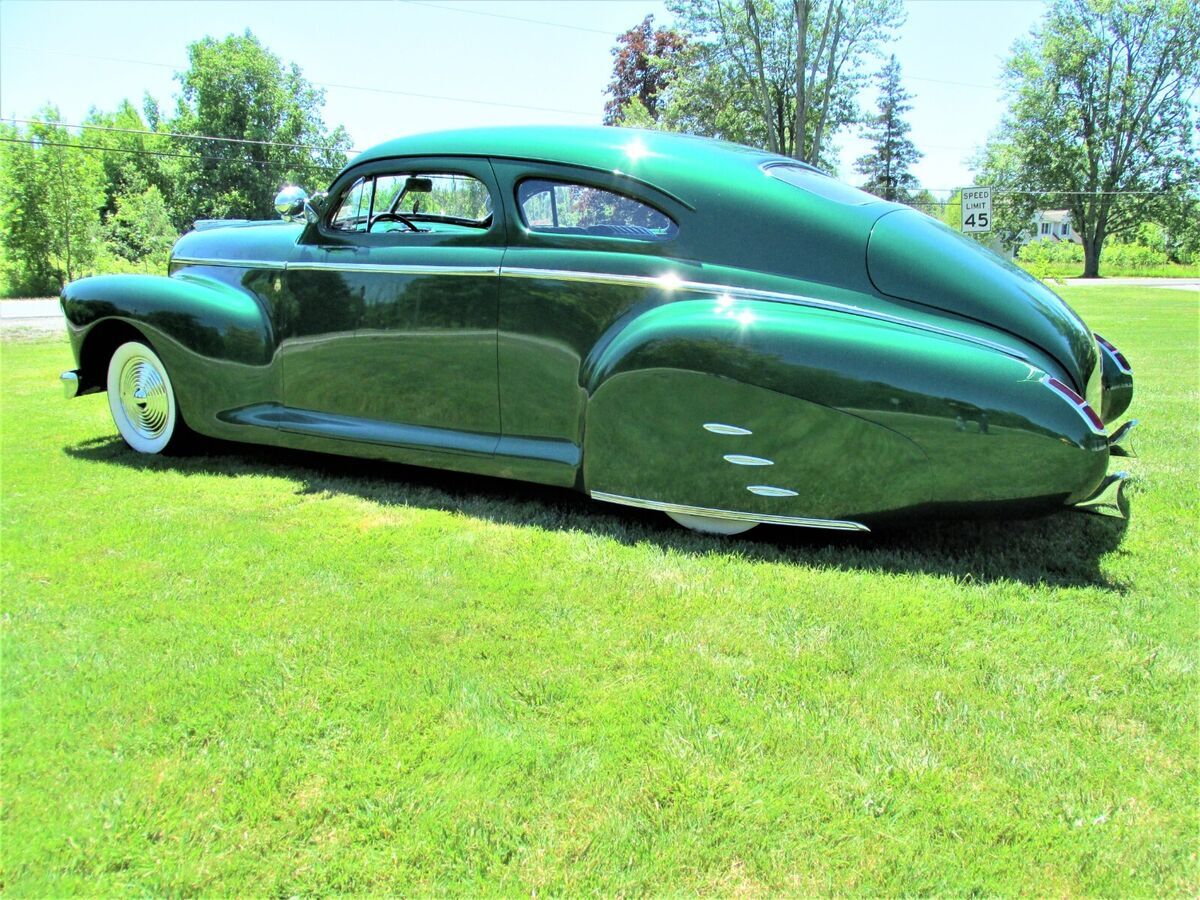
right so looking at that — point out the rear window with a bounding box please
[517,179,677,241]
[764,163,881,206]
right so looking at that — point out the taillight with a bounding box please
[1044,375,1106,433]
[1094,333,1132,373]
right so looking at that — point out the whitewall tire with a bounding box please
[106,341,181,454]
[666,511,758,536]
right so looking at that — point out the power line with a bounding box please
[400,0,620,36]
[6,118,356,155]
[0,136,342,169]
[0,45,600,118]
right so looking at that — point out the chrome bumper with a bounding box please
[1075,471,1130,519]
[1108,419,1137,458]
[60,370,81,399]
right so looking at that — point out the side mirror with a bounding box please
[274,185,320,224]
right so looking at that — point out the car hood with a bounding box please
[172,219,304,266]
[867,209,1098,393]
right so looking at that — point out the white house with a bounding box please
[1029,209,1081,244]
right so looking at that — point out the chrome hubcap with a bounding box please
[117,356,169,439]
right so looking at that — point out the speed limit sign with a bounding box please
[961,187,992,233]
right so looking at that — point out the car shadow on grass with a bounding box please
[65,435,1130,590]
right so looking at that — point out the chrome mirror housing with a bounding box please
[274,185,313,222]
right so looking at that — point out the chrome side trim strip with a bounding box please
[171,256,286,270]
[169,256,497,277]
[498,267,1030,359]
[703,423,753,435]
[590,490,869,532]
[288,262,499,277]
[724,454,773,466]
[747,485,799,497]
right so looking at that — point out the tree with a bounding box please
[104,185,177,266]
[661,0,904,167]
[0,110,105,293]
[978,0,1200,277]
[168,31,352,223]
[79,99,176,226]
[854,55,922,201]
[603,16,686,126]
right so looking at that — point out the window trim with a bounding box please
[513,176,679,244]
[311,158,504,247]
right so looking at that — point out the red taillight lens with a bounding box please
[1094,333,1132,373]
[1044,376,1106,433]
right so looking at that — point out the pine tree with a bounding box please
[855,56,922,202]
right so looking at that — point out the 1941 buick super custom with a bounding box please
[59,126,1136,535]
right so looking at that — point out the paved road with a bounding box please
[1060,276,1199,291]
[1,298,65,334]
[2,277,1196,336]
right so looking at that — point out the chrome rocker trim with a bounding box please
[1108,419,1138,458]
[590,490,871,532]
[1074,471,1130,519]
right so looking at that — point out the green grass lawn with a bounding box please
[3,286,1197,895]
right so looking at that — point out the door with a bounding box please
[281,158,504,441]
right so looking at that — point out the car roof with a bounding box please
[343,125,797,203]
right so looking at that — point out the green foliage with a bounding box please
[169,31,351,224]
[854,55,922,201]
[0,31,351,296]
[978,0,1200,276]
[3,285,1197,893]
[659,0,904,169]
[103,185,177,266]
[0,109,106,294]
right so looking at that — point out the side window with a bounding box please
[516,179,677,241]
[328,172,493,234]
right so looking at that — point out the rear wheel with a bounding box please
[666,511,757,536]
[106,341,188,454]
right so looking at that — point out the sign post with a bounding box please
[961,187,992,233]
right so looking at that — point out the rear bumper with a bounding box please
[1074,470,1130,519]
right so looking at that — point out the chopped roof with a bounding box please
[344,125,785,202]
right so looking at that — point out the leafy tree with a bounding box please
[603,16,686,126]
[80,99,176,225]
[104,185,177,265]
[660,0,904,167]
[168,31,352,223]
[854,55,922,201]
[978,0,1200,277]
[0,110,105,293]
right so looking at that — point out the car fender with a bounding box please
[582,296,1108,520]
[61,272,278,435]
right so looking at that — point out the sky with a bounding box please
[0,0,1047,196]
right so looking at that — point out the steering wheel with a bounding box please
[368,212,420,232]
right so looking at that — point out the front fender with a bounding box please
[62,272,275,366]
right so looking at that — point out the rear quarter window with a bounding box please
[517,179,677,241]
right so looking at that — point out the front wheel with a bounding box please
[106,341,188,454]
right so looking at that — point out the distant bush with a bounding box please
[1015,238,1184,277]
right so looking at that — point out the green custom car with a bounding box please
[59,126,1136,535]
